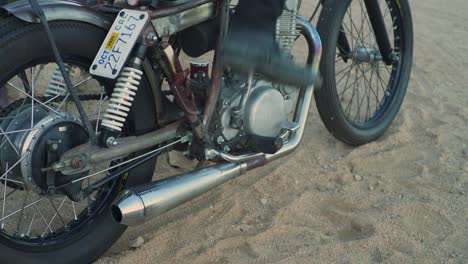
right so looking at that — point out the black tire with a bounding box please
[0,16,158,263]
[315,0,413,145]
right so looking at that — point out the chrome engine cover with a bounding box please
[244,85,287,137]
[217,79,298,146]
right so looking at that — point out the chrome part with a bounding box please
[244,85,288,137]
[352,48,383,64]
[101,67,143,132]
[283,121,300,133]
[20,112,82,194]
[146,32,158,44]
[211,150,265,163]
[151,2,215,37]
[45,65,81,108]
[71,135,190,185]
[111,191,144,226]
[113,162,246,226]
[1,0,111,29]
[276,0,300,51]
[265,17,322,162]
[112,17,322,227]
[56,121,184,175]
[90,121,183,164]
[0,106,47,191]
[216,136,225,145]
[106,137,118,147]
[217,79,295,143]
[45,66,68,99]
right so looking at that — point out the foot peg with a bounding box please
[250,135,283,154]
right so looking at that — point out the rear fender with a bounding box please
[1,0,112,29]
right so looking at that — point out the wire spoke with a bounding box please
[0,125,20,155]
[43,197,67,235]
[94,86,106,136]
[26,211,36,236]
[1,163,8,229]
[6,82,63,115]
[71,201,78,221]
[15,189,30,234]
[33,64,45,85]
[17,71,31,94]
[55,75,93,112]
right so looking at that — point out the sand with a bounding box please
[97,0,468,263]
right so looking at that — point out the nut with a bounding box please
[71,157,85,169]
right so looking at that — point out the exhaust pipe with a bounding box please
[111,18,322,226]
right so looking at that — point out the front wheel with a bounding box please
[315,0,413,145]
[0,16,158,263]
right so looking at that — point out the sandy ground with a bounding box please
[97,0,468,263]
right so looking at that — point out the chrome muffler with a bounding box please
[111,18,322,226]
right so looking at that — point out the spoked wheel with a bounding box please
[0,63,114,241]
[0,17,157,264]
[316,0,413,145]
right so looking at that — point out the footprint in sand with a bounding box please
[319,200,375,244]
[396,205,454,241]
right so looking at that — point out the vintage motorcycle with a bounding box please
[0,0,412,262]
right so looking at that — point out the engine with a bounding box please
[187,1,301,154]
[212,2,301,153]
[206,74,299,154]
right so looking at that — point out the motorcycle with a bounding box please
[0,0,413,262]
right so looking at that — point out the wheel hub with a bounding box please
[351,47,382,64]
[0,107,89,195]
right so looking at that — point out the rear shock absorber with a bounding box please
[45,65,79,103]
[100,44,147,146]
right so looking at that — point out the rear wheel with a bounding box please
[315,0,413,145]
[0,17,158,264]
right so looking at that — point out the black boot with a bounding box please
[221,0,319,87]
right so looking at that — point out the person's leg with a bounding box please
[234,0,285,37]
[221,0,319,87]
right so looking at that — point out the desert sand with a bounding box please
[97,0,468,263]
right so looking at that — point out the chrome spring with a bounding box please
[45,65,78,98]
[276,8,299,51]
[101,67,143,132]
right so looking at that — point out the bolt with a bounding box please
[71,157,85,169]
[147,32,158,44]
[50,143,59,151]
[223,145,231,153]
[47,188,56,196]
[217,136,225,145]
[106,137,118,147]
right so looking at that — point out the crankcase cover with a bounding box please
[244,86,288,138]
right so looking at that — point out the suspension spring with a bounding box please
[101,66,143,132]
[45,65,79,98]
